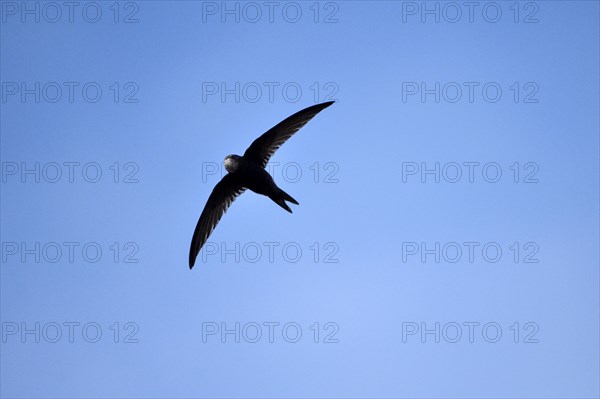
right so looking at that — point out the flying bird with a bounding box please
[189,101,334,268]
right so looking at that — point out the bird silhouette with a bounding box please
[189,101,334,268]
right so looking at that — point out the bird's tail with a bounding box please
[280,188,299,205]
[271,188,299,213]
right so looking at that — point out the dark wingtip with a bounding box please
[189,257,195,270]
[310,101,334,111]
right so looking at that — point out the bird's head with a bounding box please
[224,154,241,173]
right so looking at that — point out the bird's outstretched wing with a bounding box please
[243,101,334,168]
[189,174,246,268]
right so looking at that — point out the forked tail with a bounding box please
[270,188,299,213]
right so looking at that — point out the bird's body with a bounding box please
[223,154,298,212]
[189,101,334,268]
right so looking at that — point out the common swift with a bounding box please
[189,101,334,269]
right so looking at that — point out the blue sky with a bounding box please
[1,1,599,398]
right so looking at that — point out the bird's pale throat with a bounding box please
[224,156,239,173]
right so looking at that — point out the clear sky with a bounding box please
[1,1,599,398]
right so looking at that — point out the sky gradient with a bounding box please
[1,1,599,398]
